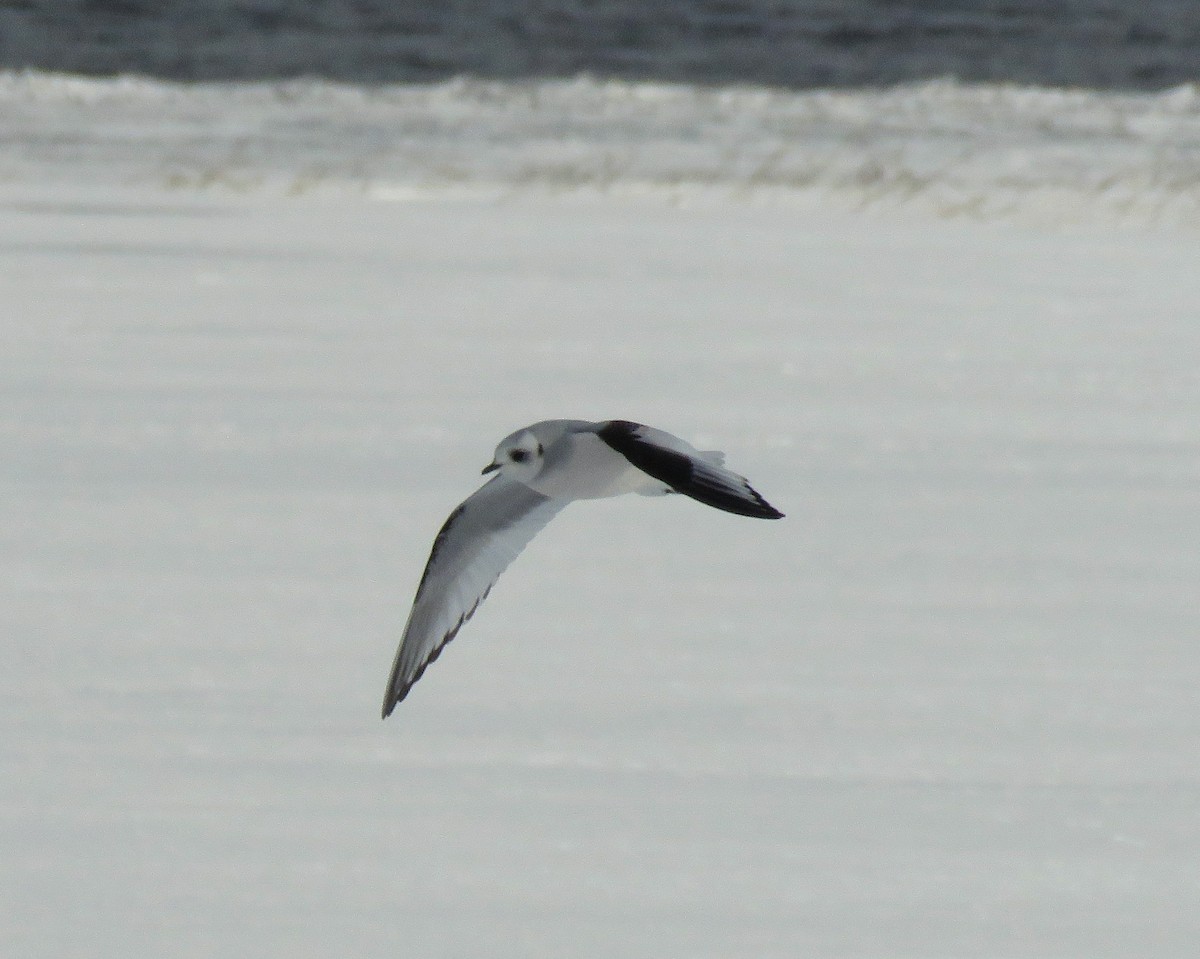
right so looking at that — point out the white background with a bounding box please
[2,73,1199,957]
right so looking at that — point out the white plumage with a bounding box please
[382,419,783,717]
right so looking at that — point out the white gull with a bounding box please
[382,419,783,717]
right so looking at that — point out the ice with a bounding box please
[2,72,1199,226]
[2,72,1200,958]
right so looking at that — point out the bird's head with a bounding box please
[482,428,546,482]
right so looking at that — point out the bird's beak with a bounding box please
[481,462,500,475]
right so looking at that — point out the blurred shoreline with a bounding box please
[3,72,1196,229]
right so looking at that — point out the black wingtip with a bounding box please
[747,488,785,520]
[381,602,478,720]
[694,473,785,519]
[382,670,420,719]
[381,688,403,720]
[726,496,785,519]
[381,669,417,719]
[597,420,784,521]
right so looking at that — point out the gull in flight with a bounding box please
[382,419,783,717]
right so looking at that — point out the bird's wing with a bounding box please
[596,420,784,520]
[382,477,566,716]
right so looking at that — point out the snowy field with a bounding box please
[2,73,1200,958]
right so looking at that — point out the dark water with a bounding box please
[1,0,1197,89]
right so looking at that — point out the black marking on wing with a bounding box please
[383,479,562,719]
[384,583,492,716]
[597,420,784,520]
[381,502,482,718]
[416,502,468,595]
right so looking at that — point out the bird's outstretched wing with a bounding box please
[382,477,565,717]
[596,420,784,519]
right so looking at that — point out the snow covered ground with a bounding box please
[4,73,1200,226]
[2,73,1199,958]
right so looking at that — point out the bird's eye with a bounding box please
[510,449,529,463]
